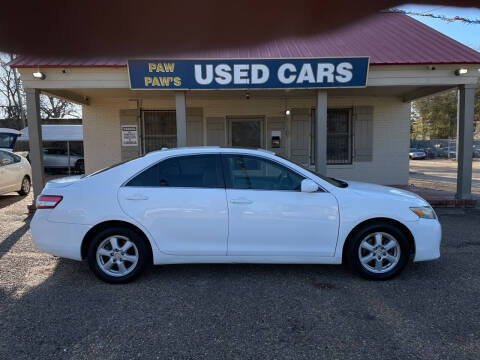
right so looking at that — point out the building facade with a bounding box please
[10,12,480,201]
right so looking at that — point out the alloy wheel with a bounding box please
[358,232,401,274]
[96,235,139,277]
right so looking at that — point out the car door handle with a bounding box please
[230,198,253,204]
[126,194,149,200]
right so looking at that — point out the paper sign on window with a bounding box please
[121,125,138,146]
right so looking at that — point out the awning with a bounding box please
[17,124,83,141]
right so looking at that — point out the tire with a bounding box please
[87,227,150,284]
[18,176,31,195]
[346,222,410,280]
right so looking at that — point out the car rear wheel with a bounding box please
[87,227,150,283]
[18,176,31,195]
[346,222,410,280]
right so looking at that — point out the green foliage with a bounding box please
[411,87,480,140]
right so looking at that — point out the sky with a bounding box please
[398,4,480,51]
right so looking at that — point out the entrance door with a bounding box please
[222,154,340,257]
[228,117,264,149]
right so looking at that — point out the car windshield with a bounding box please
[297,165,348,188]
[274,154,347,188]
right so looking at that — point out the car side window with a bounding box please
[222,154,304,191]
[126,154,223,188]
[0,150,14,166]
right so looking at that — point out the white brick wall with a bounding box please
[82,94,410,185]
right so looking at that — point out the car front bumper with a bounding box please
[31,210,91,261]
[406,218,442,262]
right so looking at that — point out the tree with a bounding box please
[411,86,480,140]
[0,53,26,129]
[0,53,81,129]
[40,96,80,119]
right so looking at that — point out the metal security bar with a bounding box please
[311,108,353,165]
[142,110,177,153]
[327,109,352,165]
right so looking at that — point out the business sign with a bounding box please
[121,125,138,146]
[128,57,369,90]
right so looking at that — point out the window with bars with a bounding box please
[310,108,353,165]
[327,109,352,165]
[142,110,177,153]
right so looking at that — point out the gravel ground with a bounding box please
[0,193,479,359]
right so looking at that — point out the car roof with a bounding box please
[145,147,276,158]
[0,128,22,135]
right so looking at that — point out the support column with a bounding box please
[25,88,45,203]
[175,91,187,147]
[315,90,328,175]
[456,84,476,199]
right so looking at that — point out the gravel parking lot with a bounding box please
[410,159,480,196]
[1,193,479,359]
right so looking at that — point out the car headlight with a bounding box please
[410,206,436,219]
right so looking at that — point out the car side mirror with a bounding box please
[301,179,319,193]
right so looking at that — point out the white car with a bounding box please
[409,148,427,160]
[42,148,84,172]
[0,149,32,196]
[31,148,441,283]
[0,128,22,151]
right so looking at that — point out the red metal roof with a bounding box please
[9,13,480,68]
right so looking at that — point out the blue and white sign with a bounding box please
[128,57,369,90]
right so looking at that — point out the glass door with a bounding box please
[228,117,264,149]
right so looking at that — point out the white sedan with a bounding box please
[31,148,441,283]
[0,149,32,196]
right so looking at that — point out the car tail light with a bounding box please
[36,195,63,209]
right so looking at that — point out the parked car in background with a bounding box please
[0,128,28,158]
[448,146,480,159]
[31,147,441,284]
[0,149,32,196]
[473,145,480,158]
[409,148,426,160]
[42,148,84,173]
[434,147,449,158]
[423,147,438,159]
[0,128,21,151]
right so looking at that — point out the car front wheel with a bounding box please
[87,227,150,283]
[346,222,410,280]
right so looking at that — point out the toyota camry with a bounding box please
[31,147,441,283]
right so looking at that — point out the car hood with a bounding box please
[43,175,84,190]
[342,181,429,206]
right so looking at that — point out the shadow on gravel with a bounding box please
[0,218,31,260]
[0,194,28,210]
